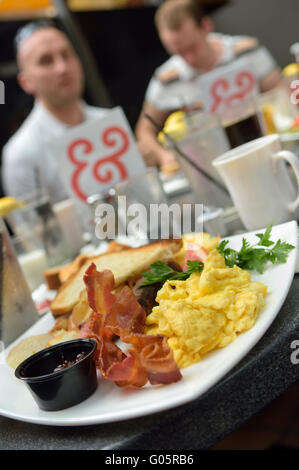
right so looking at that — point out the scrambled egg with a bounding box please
[146,249,267,368]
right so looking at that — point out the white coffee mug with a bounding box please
[212,134,299,230]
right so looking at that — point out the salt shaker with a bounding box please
[0,217,39,348]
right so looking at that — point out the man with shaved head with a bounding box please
[2,21,108,203]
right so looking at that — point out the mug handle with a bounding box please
[272,150,299,212]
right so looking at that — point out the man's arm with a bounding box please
[135,101,177,167]
[259,67,285,92]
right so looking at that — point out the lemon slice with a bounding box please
[0,197,26,217]
[158,111,187,146]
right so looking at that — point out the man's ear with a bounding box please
[200,16,214,34]
[17,71,34,95]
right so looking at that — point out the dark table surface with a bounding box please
[1,271,299,451]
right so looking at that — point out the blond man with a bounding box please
[135,0,282,168]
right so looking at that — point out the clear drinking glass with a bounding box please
[172,111,233,209]
[219,95,266,148]
[112,167,176,241]
[6,192,70,267]
[0,217,39,348]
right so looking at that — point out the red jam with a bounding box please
[53,352,86,372]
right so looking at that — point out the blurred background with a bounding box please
[1,0,299,180]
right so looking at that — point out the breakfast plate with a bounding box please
[0,220,298,426]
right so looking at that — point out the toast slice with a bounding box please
[50,238,182,317]
[6,334,53,369]
[43,254,92,290]
[58,254,91,284]
[43,242,130,290]
[43,265,63,290]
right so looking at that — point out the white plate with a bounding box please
[0,221,297,426]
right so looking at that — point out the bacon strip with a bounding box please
[82,263,182,388]
[99,338,126,377]
[83,263,115,315]
[124,334,182,385]
[78,314,103,365]
[104,286,146,337]
[183,242,209,270]
[100,340,148,388]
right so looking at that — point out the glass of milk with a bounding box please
[12,231,48,292]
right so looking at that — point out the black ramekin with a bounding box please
[15,338,98,411]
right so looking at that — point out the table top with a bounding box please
[1,272,299,451]
[1,177,298,450]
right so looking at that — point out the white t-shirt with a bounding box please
[145,33,277,111]
[2,100,108,204]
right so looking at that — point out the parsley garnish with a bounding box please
[217,223,295,273]
[140,260,204,287]
[140,224,295,287]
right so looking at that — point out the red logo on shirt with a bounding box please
[210,70,256,113]
[67,126,129,202]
